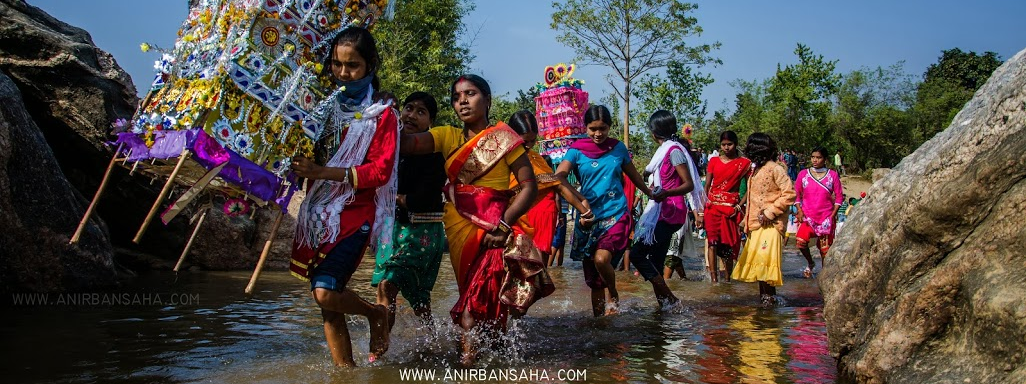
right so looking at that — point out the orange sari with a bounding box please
[511,150,561,256]
[444,124,554,325]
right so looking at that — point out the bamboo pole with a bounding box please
[133,148,191,244]
[245,210,284,294]
[173,209,209,272]
[70,144,123,245]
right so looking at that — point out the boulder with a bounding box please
[0,0,295,273]
[820,48,1026,383]
[0,71,117,293]
[871,168,891,183]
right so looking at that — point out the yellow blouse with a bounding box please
[430,125,525,191]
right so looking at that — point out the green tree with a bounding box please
[374,0,474,127]
[632,60,714,129]
[727,78,773,142]
[912,48,1002,141]
[766,43,840,153]
[831,63,917,171]
[693,108,731,155]
[490,87,539,126]
[551,0,720,149]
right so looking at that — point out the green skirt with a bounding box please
[372,221,446,309]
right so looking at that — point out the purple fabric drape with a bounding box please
[118,129,297,211]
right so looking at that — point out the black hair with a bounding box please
[403,91,438,121]
[810,146,830,159]
[647,110,678,140]
[584,105,613,126]
[508,110,539,135]
[719,130,739,145]
[450,74,492,119]
[326,26,381,90]
[744,132,779,167]
[649,110,699,164]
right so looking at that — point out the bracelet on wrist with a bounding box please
[497,219,512,234]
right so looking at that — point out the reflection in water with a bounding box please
[732,309,785,383]
[2,249,836,383]
[696,317,740,384]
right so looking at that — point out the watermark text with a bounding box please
[399,368,588,382]
[10,292,200,306]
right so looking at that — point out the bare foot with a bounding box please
[368,304,390,362]
[604,301,620,316]
[662,299,684,314]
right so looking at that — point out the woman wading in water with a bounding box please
[702,131,751,282]
[794,146,843,277]
[556,105,652,316]
[400,75,553,365]
[731,133,795,305]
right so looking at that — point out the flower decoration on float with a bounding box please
[223,198,251,217]
[534,62,589,162]
[116,0,392,224]
[537,63,584,91]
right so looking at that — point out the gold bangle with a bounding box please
[497,219,512,234]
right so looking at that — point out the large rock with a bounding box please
[0,0,296,273]
[820,49,1026,383]
[0,71,117,293]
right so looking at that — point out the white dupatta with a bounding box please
[634,140,706,245]
[295,88,399,251]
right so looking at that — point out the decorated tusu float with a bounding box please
[533,63,588,167]
[70,0,391,293]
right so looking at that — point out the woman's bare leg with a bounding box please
[321,309,355,366]
[593,249,619,314]
[313,288,390,361]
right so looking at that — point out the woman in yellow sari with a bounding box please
[400,75,552,365]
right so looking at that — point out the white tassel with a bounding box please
[295,93,395,249]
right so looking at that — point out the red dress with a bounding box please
[290,108,398,280]
[704,156,751,258]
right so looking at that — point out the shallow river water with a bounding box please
[4,242,837,384]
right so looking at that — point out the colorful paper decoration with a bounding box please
[118,0,389,208]
[535,63,588,162]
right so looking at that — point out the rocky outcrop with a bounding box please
[870,168,891,183]
[820,48,1026,383]
[0,0,296,276]
[0,72,117,293]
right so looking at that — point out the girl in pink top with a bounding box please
[630,110,703,309]
[794,146,844,277]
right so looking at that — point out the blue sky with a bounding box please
[29,0,1026,118]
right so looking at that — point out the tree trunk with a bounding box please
[624,82,631,149]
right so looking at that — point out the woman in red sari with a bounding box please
[400,75,552,365]
[507,110,593,263]
[702,131,751,282]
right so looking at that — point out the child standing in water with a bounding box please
[372,92,447,327]
[731,133,795,305]
[794,146,844,277]
[290,26,395,366]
